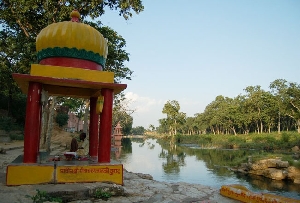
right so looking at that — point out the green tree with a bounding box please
[234,95,251,134]
[0,0,144,119]
[149,124,155,132]
[203,96,225,135]
[0,1,144,38]
[85,23,133,82]
[220,96,239,135]
[131,126,145,135]
[0,29,34,116]
[184,117,196,135]
[157,118,169,134]
[270,79,299,133]
[194,113,208,134]
[113,94,134,135]
[260,91,278,133]
[162,100,186,135]
[55,112,69,127]
[243,86,267,134]
[270,79,292,133]
[285,82,300,133]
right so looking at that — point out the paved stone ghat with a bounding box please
[0,169,240,203]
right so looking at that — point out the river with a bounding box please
[111,138,300,200]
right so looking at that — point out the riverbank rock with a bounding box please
[234,158,300,184]
[287,166,300,184]
[292,146,299,152]
[250,158,289,170]
[0,147,5,154]
[0,169,239,203]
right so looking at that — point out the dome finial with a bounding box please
[70,10,80,22]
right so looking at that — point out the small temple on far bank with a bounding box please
[7,10,127,186]
[112,122,123,159]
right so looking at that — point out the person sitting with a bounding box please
[69,132,89,158]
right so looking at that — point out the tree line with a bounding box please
[157,79,300,135]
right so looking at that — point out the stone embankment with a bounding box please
[0,169,240,203]
[0,141,239,203]
[232,146,300,184]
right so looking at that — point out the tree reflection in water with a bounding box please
[157,138,300,198]
[121,138,132,153]
[159,148,186,173]
[237,172,300,194]
[112,138,300,200]
[158,138,186,174]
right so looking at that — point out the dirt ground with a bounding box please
[50,126,78,148]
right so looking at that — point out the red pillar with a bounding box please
[23,82,42,163]
[89,97,99,161]
[37,103,43,154]
[98,89,113,163]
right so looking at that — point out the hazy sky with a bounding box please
[100,0,300,128]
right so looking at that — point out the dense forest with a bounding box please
[157,79,300,136]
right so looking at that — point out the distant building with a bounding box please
[65,113,84,132]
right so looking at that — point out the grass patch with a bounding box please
[94,188,112,200]
[26,189,63,203]
[9,133,24,140]
[175,132,300,151]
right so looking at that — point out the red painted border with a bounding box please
[40,57,102,70]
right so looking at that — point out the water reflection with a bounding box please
[159,148,186,174]
[111,138,300,200]
[237,173,300,195]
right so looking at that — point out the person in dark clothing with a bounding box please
[70,137,78,152]
[70,132,89,156]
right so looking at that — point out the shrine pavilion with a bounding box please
[7,10,126,186]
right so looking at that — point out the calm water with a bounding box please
[111,138,300,200]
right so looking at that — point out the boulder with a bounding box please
[267,159,289,168]
[135,173,153,180]
[235,158,299,183]
[275,160,289,168]
[287,166,300,183]
[249,169,265,176]
[250,160,269,170]
[248,168,288,180]
[250,159,289,170]
[262,168,287,180]
[292,146,299,152]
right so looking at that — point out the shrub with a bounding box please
[0,116,14,132]
[9,133,24,140]
[281,132,290,143]
[26,189,62,203]
[94,188,112,200]
[55,112,69,127]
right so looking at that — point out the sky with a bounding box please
[99,0,300,129]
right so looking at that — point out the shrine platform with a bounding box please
[6,151,123,186]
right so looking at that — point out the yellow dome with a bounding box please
[36,11,108,67]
